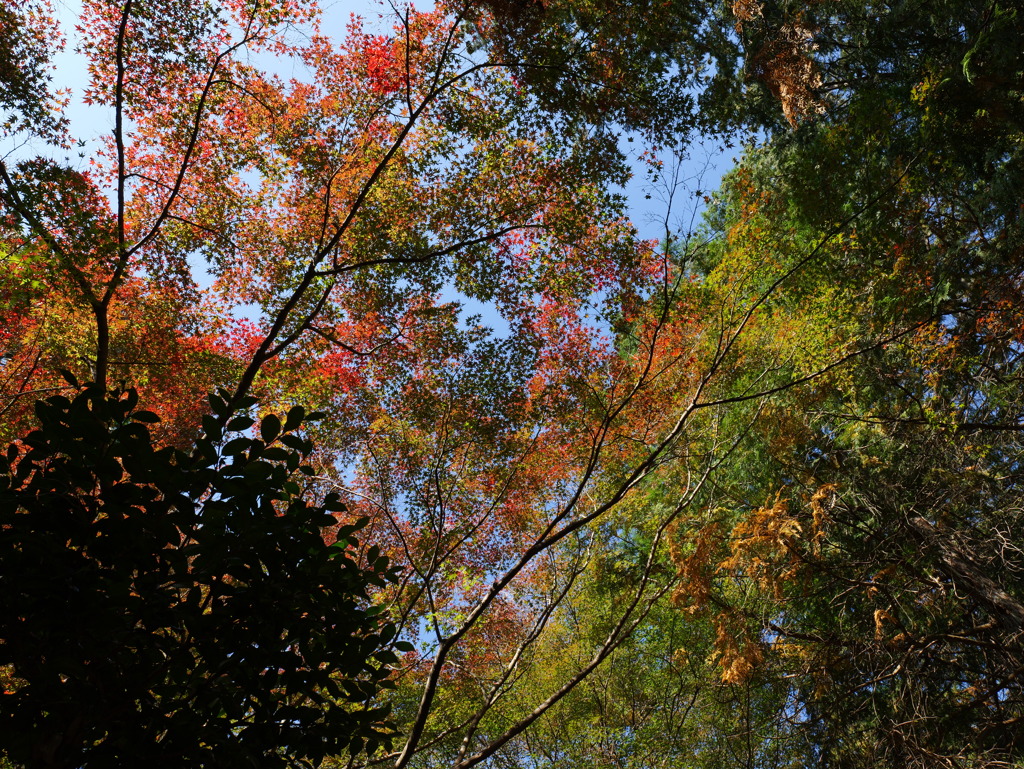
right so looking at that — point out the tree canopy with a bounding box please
[1,0,1022,765]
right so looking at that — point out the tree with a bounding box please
[2,1,756,766]
[0,383,400,769]
[664,39,1024,757]
[4,0,1024,766]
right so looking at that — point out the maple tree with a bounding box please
[0,0,761,765]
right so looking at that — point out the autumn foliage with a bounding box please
[2,0,1024,765]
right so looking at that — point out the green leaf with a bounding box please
[284,405,306,432]
[260,413,282,443]
[227,415,255,432]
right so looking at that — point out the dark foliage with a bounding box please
[0,383,401,769]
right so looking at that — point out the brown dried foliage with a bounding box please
[733,0,826,127]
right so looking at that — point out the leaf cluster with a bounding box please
[0,384,400,769]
